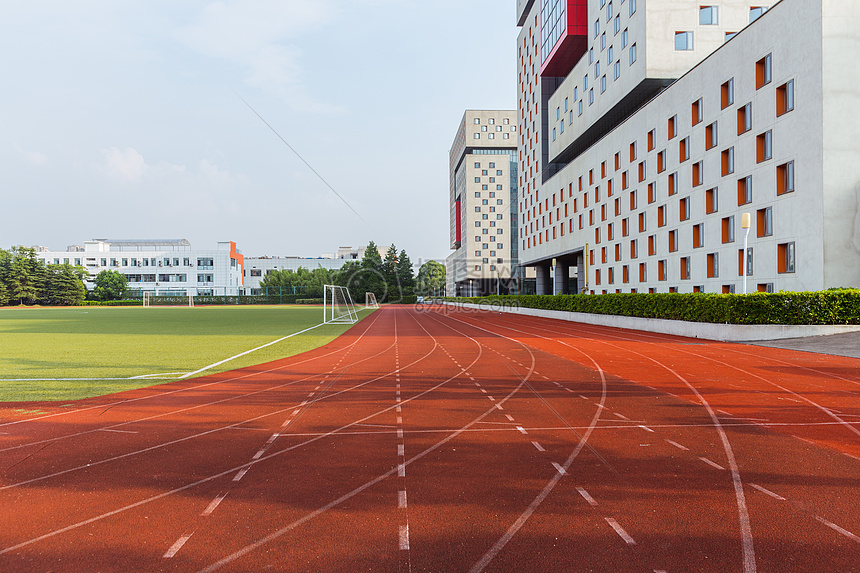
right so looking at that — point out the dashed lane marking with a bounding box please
[613,413,630,421]
[552,462,567,476]
[700,457,726,471]
[399,524,410,550]
[576,486,598,507]
[398,490,407,509]
[398,444,404,456]
[749,484,786,501]
[163,533,193,558]
[202,493,227,516]
[397,464,405,477]
[232,468,248,482]
[532,441,545,452]
[605,518,637,546]
[96,428,138,434]
[516,426,528,435]
[814,516,860,544]
[666,439,689,451]
[638,425,655,433]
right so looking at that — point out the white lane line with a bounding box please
[551,462,567,476]
[565,388,574,393]
[202,493,228,516]
[699,457,726,471]
[480,389,488,394]
[397,444,405,456]
[814,516,860,543]
[164,533,193,558]
[605,518,636,545]
[399,524,410,550]
[638,425,655,433]
[488,396,496,402]
[398,490,407,509]
[749,484,786,501]
[665,439,689,451]
[718,409,733,416]
[516,426,528,435]
[397,429,404,439]
[307,393,315,398]
[396,406,402,413]
[495,404,504,410]
[655,570,668,573]
[396,417,403,425]
[532,441,545,452]
[579,395,589,400]
[397,464,405,477]
[96,428,138,434]
[252,449,266,460]
[233,468,248,482]
[505,415,515,422]
[299,401,308,407]
[576,486,598,507]
[613,413,630,421]
[266,434,279,445]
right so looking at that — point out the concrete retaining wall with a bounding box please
[443,302,860,342]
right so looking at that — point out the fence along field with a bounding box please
[0,305,373,403]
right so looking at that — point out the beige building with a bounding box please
[517,0,860,294]
[446,110,526,296]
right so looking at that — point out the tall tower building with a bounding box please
[446,110,524,297]
[516,0,860,294]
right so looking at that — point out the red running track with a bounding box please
[0,305,858,572]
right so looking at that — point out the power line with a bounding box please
[232,89,367,225]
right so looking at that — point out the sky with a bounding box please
[0,0,518,265]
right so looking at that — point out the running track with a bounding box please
[1,305,858,572]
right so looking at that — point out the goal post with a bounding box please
[141,291,195,308]
[323,285,358,324]
[142,292,151,308]
[365,292,379,309]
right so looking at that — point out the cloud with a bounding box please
[13,143,47,166]
[176,0,342,112]
[101,146,149,182]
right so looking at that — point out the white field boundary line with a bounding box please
[0,312,383,432]
[0,308,458,555]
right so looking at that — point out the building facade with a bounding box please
[37,240,245,296]
[516,0,860,294]
[446,110,527,297]
[242,246,384,294]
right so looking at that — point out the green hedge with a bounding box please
[296,298,324,305]
[444,290,860,325]
[79,300,142,307]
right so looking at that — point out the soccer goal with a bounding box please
[323,285,358,324]
[142,292,195,307]
[365,292,379,309]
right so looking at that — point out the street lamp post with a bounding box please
[741,212,751,294]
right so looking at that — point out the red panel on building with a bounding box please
[540,0,588,78]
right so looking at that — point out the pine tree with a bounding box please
[360,241,386,301]
[382,244,399,301]
[396,250,415,298]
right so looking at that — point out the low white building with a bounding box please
[37,239,245,296]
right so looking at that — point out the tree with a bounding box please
[93,270,128,301]
[0,249,11,306]
[359,241,386,301]
[46,264,87,305]
[396,250,415,298]
[9,247,43,305]
[382,244,399,301]
[416,260,446,297]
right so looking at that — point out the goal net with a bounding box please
[365,292,379,309]
[142,292,195,307]
[323,285,358,324]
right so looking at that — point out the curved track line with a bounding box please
[455,310,756,573]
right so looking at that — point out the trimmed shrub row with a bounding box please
[445,290,860,325]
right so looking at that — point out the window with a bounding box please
[630,141,637,162]
[707,253,719,278]
[668,172,678,196]
[614,61,621,80]
[675,31,694,51]
[473,133,480,140]
[601,32,607,50]
[594,19,600,38]
[639,262,647,282]
[658,259,667,281]
[614,14,621,34]
[552,128,557,142]
[706,121,718,150]
[722,147,735,176]
[739,248,753,277]
[481,125,488,132]
[693,161,705,187]
[722,216,736,243]
[757,130,773,163]
[629,43,637,65]
[777,161,795,195]
[669,230,678,252]
[692,98,703,126]
[639,212,647,232]
[658,205,667,227]
[738,103,752,134]
[777,80,794,115]
[601,75,607,93]
[622,217,629,236]
[681,257,691,280]
[648,235,657,256]
[589,89,594,105]
[657,150,666,173]
[756,54,772,89]
[706,187,719,214]
[738,176,752,205]
[608,46,614,63]
[647,129,655,151]
[629,0,637,16]
[679,137,690,162]
[680,197,690,221]
[629,190,638,210]
[648,182,656,204]
[725,32,738,42]
[622,29,628,48]
[758,283,774,293]
[699,6,718,25]
[474,118,480,125]
[721,79,734,109]
[750,6,768,23]
[668,115,677,139]
[757,207,773,237]
[693,224,704,248]
[778,242,795,273]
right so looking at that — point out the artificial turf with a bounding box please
[0,305,373,402]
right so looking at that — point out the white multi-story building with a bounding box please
[37,239,245,296]
[516,0,860,294]
[446,110,527,297]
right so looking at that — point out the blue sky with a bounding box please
[0,0,517,264]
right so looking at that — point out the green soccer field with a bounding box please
[0,305,374,403]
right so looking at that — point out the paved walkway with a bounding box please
[750,330,860,359]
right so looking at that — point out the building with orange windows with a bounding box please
[516,0,860,294]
